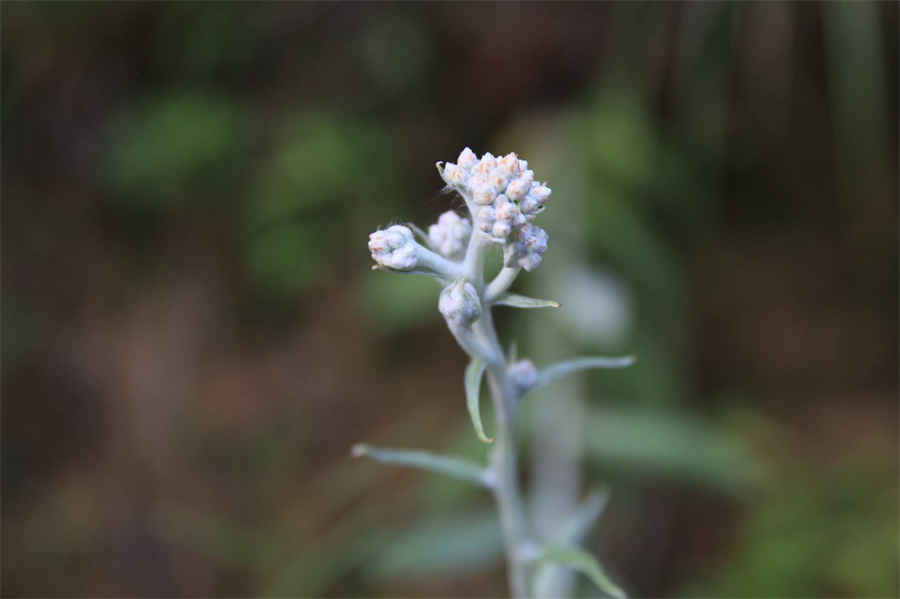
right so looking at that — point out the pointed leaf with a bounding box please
[465,357,493,443]
[492,292,560,309]
[371,263,445,282]
[557,487,611,544]
[537,356,635,387]
[538,545,626,599]
[351,444,490,487]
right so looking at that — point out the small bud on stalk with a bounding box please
[439,279,482,328]
[368,225,419,271]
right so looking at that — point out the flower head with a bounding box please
[368,225,418,271]
[504,222,549,271]
[438,147,551,271]
[428,211,472,260]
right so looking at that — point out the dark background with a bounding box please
[3,2,897,597]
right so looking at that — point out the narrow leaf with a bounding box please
[492,292,560,309]
[508,340,518,362]
[371,264,445,281]
[465,357,493,443]
[537,356,635,387]
[557,487,611,544]
[538,545,626,599]
[351,444,490,487]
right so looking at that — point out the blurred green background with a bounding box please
[2,3,897,597]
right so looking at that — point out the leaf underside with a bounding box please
[465,357,493,443]
[538,545,626,599]
[537,355,635,387]
[492,292,560,309]
[351,444,488,486]
[371,264,444,281]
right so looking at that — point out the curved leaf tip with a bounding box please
[538,545,626,599]
[465,357,494,443]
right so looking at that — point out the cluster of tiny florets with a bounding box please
[438,148,551,271]
[368,225,417,270]
[428,211,472,260]
[505,223,549,272]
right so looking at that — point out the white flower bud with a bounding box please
[368,225,418,270]
[472,181,496,205]
[506,175,532,201]
[528,183,552,202]
[499,152,519,176]
[457,147,478,170]
[508,359,538,393]
[439,279,482,327]
[428,211,471,260]
[492,221,511,238]
[477,206,496,232]
[442,162,467,186]
[520,197,540,215]
[490,166,514,191]
[495,195,518,221]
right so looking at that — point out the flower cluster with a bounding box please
[504,223,549,272]
[438,148,551,271]
[368,225,418,270]
[428,211,472,260]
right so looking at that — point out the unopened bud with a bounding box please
[439,279,482,327]
[368,225,418,270]
[428,211,471,260]
[508,359,538,393]
[472,181,496,206]
[457,147,478,170]
[441,162,467,186]
[504,223,549,272]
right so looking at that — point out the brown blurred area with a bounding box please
[2,3,897,597]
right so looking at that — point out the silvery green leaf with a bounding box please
[537,355,635,387]
[351,444,489,487]
[465,357,493,443]
[557,487,611,544]
[537,545,626,599]
[492,292,560,309]
[371,263,445,281]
